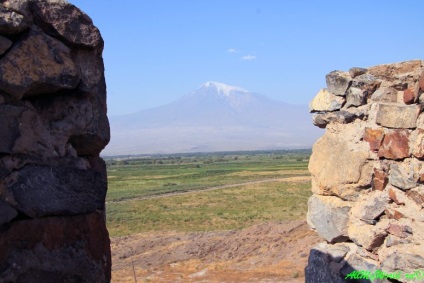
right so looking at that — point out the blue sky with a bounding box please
[68,0,424,116]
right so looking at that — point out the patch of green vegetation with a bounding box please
[106,150,310,202]
[105,150,312,237]
[107,181,312,237]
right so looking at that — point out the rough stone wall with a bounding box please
[305,60,424,282]
[0,1,111,282]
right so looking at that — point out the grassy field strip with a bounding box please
[106,175,311,204]
[107,179,312,237]
[105,151,312,237]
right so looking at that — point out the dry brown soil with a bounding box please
[111,220,320,282]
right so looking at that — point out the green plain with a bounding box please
[105,150,312,237]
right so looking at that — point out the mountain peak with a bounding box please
[200,81,248,96]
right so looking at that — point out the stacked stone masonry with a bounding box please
[306,60,424,283]
[0,0,111,282]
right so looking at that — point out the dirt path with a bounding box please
[107,175,311,204]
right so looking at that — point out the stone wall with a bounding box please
[305,60,424,282]
[0,1,110,282]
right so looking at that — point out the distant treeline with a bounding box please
[105,149,311,167]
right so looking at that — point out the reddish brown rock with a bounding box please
[0,212,111,282]
[406,188,424,207]
[30,1,104,50]
[367,231,388,252]
[368,60,423,81]
[385,208,405,220]
[364,127,384,152]
[403,88,416,104]
[372,168,387,191]
[388,187,405,205]
[386,223,412,238]
[393,210,405,220]
[378,130,410,160]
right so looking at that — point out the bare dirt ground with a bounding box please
[111,220,320,282]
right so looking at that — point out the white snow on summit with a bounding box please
[201,81,248,96]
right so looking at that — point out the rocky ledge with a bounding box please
[306,60,424,283]
[0,0,110,282]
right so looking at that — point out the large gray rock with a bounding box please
[348,219,390,252]
[351,74,381,97]
[370,87,397,102]
[326,71,352,96]
[352,190,390,221]
[345,87,367,108]
[381,245,424,274]
[0,4,29,34]
[0,104,57,157]
[312,110,359,128]
[375,103,419,129]
[389,160,421,190]
[30,1,104,50]
[6,165,107,218]
[0,27,80,99]
[307,195,351,243]
[73,49,105,93]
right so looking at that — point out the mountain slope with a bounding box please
[104,82,322,155]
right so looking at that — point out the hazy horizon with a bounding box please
[103,81,323,156]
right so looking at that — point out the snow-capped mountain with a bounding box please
[103,82,323,155]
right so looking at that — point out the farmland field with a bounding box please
[105,150,312,236]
